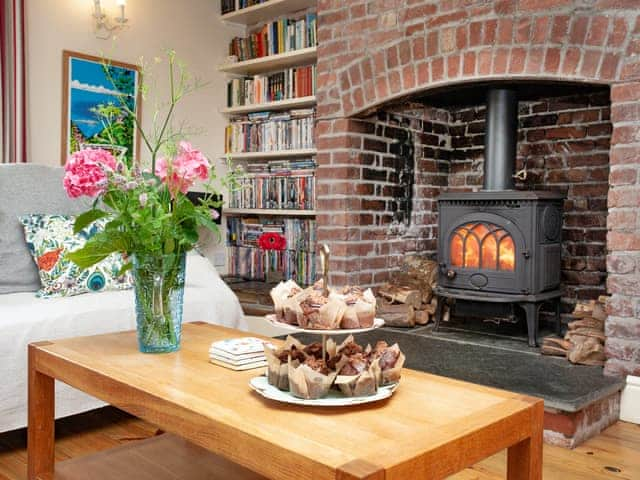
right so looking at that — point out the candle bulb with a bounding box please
[93,0,102,17]
[116,0,127,23]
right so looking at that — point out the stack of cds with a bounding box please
[208,337,271,371]
[224,109,316,154]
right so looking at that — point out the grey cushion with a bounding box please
[0,164,91,294]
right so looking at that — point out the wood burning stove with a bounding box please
[434,89,564,347]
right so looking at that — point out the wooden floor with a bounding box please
[0,407,638,479]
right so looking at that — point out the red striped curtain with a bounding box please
[1,0,27,163]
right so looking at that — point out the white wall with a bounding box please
[25,0,241,265]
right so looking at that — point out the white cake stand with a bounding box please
[264,314,385,361]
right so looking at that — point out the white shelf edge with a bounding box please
[222,149,317,160]
[224,208,317,216]
[221,96,316,115]
[218,47,317,75]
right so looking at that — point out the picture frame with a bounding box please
[61,50,142,166]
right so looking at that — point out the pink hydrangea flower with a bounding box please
[155,142,209,197]
[176,141,209,180]
[63,148,117,198]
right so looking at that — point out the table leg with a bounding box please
[507,402,543,480]
[28,344,55,480]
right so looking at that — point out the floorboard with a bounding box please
[0,407,638,479]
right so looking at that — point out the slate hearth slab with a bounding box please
[290,329,625,412]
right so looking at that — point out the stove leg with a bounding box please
[434,296,445,332]
[522,302,539,348]
[555,299,562,336]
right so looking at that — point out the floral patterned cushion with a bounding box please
[18,214,132,298]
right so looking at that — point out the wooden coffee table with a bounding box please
[28,322,543,479]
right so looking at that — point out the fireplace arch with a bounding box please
[316,1,640,374]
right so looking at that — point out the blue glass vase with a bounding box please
[132,252,186,353]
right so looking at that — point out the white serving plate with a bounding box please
[265,314,385,335]
[249,376,398,407]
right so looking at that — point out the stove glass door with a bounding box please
[450,222,515,272]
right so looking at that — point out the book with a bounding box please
[228,13,318,62]
[229,171,316,210]
[209,337,269,356]
[227,216,316,252]
[220,0,235,15]
[224,109,315,154]
[210,358,268,371]
[227,246,316,285]
[209,352,267,365]
[226,65,317,108]
[209,348,267,362]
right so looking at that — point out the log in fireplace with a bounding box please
[434,88,564,347]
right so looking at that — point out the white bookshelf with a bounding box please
[220,0,317,26]
[222,95,316,115]
[222,149,316,160]
[218,47,317,76]
[220,0,318,287]
[224,208,317,217]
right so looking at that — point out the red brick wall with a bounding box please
[607,82,640,377]
[316,0,640,376]
[316,108,450,286]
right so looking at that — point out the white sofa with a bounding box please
[0,164,245,432]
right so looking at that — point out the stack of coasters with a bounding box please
[209,337,271,371]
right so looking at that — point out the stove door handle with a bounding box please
[446,269,457,279]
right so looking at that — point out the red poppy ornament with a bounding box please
[258,232,287,251]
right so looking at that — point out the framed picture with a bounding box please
[61,50,141,165]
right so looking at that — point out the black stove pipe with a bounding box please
[483,88,518,191]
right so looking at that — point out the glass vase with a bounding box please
[132,252,186,353]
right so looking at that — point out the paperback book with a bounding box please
[227,65,316,107]
[229,13,318,62]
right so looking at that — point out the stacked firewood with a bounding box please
[376,256,448,327]
[541,297,607,366]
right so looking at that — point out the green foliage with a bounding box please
[73,209,110,234]
[66,228,130,269]
[89,103,135,166]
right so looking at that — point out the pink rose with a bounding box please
[155,142,209,197]
[63,148,117,198]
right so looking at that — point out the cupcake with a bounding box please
[270,280,303,324]
[337,287,377,329]
[288,356,347,400]
[263,336,306,390]
[299,294,346,330]
[335,358,380,397]
[369,341,406,386]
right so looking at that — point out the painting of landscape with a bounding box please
[62,51,140,165]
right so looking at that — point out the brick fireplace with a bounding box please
[315,1,640,377]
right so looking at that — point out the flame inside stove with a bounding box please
[450,222,515,271]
